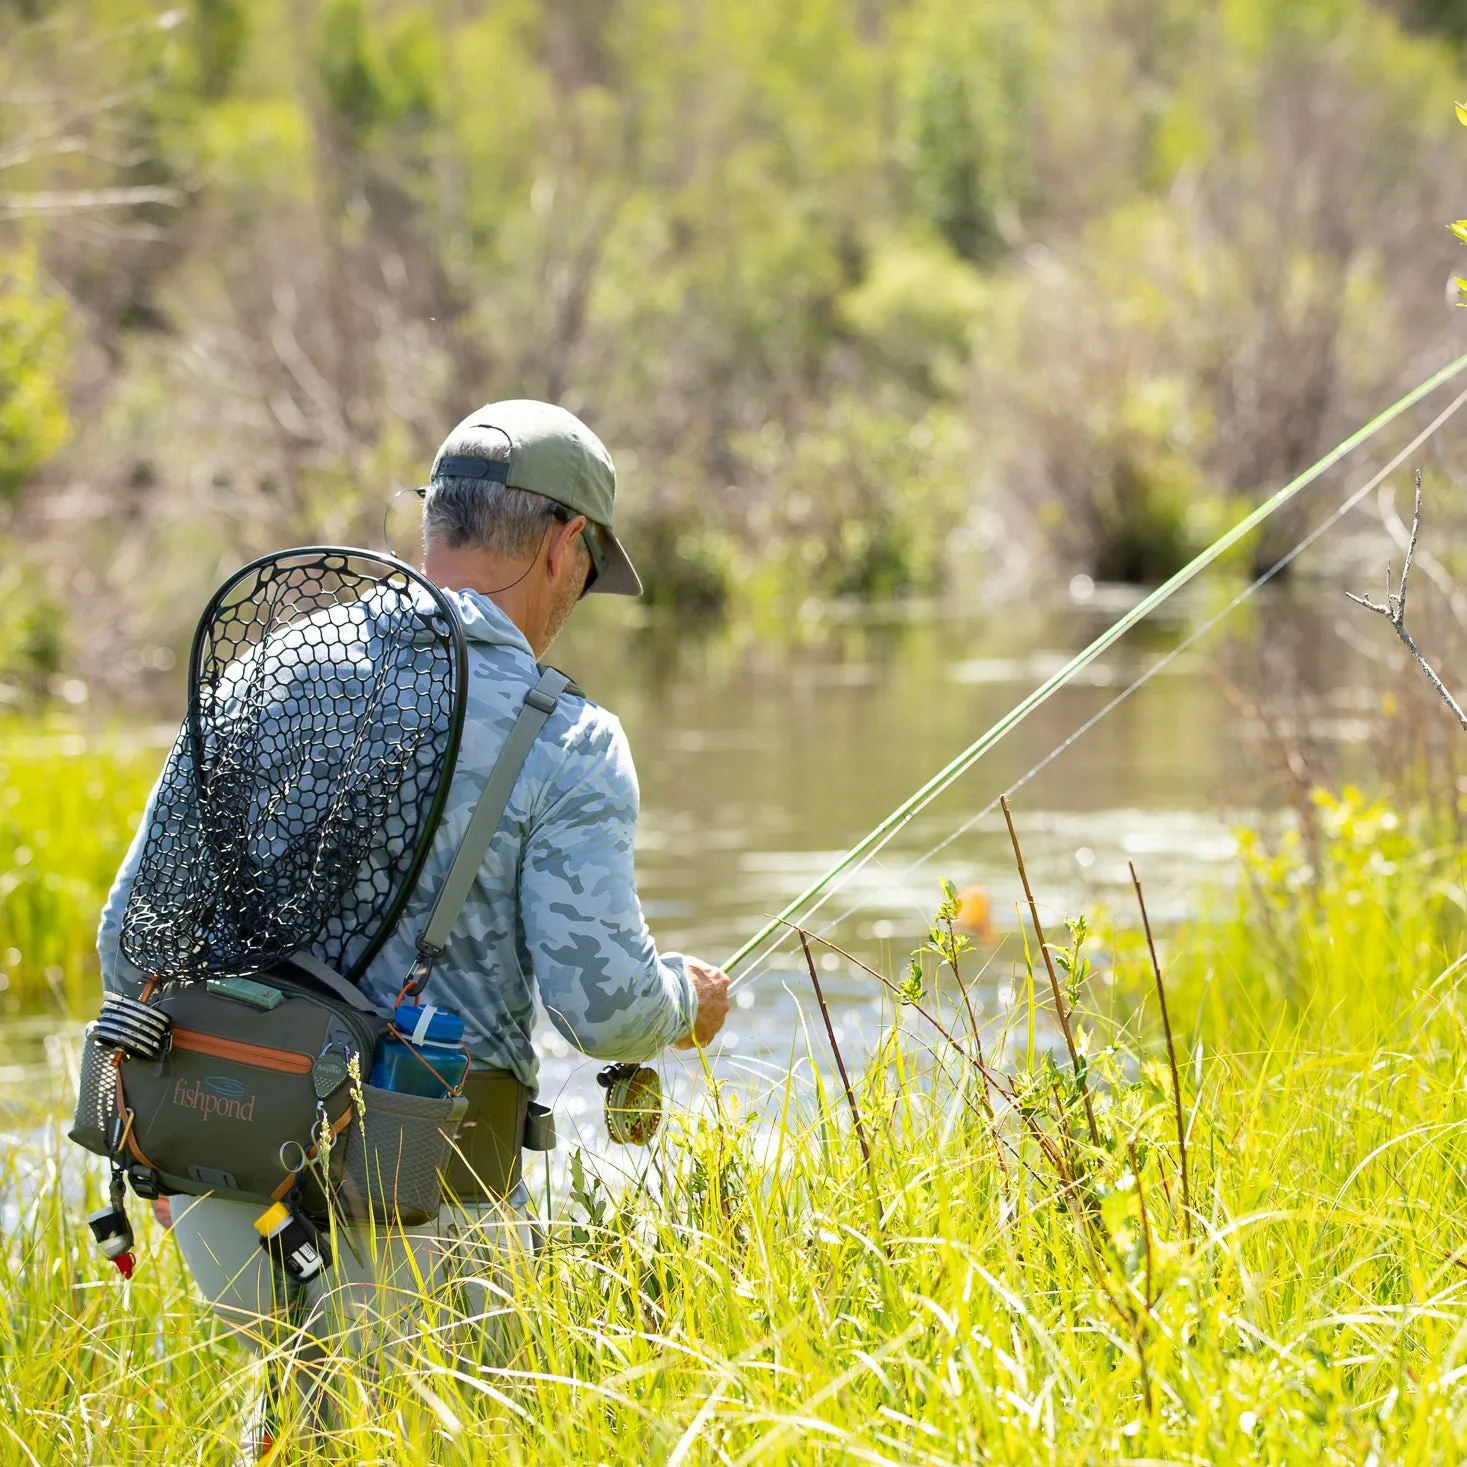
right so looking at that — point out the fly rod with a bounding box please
[772,381,1467,966]
[722,347,1467,979]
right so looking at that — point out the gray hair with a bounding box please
[423,477,558,557]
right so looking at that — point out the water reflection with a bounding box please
[0,584,1420,1156]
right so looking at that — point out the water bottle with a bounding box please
[369,1003,469,1098]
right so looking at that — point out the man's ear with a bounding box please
[545,513,587,581]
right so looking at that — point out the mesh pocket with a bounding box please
[69,1027,118,1157]
[336,1084,467,1225]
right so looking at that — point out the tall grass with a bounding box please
[5,788,1467,1463]
[0,723,161,1012]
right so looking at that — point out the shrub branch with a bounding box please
[1347,474,1467,732]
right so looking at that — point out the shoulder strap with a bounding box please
[285,949,388,1016]
[405,666,573,993]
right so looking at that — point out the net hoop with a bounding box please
[122,546,468,985]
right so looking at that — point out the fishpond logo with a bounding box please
[170,1075,256,1123]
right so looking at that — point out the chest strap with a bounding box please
[405,665,573,994]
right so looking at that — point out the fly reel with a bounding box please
[597,1063,662,1146]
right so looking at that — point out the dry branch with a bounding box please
[0,185,183,216]
[1347,474,1467,733]
[1000,795,1102,1150]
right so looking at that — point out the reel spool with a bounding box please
[94,994,171,1063]
[597,1063,662,1146]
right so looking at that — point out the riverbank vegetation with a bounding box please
[4,0,1467,706]
[0,725,160,1012]
[5,785,1467,1462]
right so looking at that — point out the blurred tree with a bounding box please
[187,0,247,99]
[0,244,68,502]
[1,0,1465,694]
[1390,0,1467,46]
[893,0,1040,263]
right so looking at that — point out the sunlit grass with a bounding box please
[0,722,161,1012]
[6,787,1467,1463]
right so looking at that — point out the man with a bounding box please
[95,399,731,1416]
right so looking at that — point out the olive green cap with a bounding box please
[429,399,641,597]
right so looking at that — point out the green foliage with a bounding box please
[9,788,1467,1460]
[1402,0,1467,46]
[0,726,159,1012]
[729,396,972,605]
[894,0,1040,264]
[0,553,64,701]
[839,231,988,392]
[0,245,68,501]
[1183,787,1459,1026]
[2,0,1466,686]
[633,513,734,616]
[185,0,247,99]
[315,0,387,140]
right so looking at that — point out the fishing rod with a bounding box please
[752,380,1467,976]
[721,348,1467,982]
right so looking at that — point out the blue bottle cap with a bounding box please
[392,1003,466,1046]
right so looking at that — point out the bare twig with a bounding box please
[797,930,888,1251]
[0,185,184,215]
[1378,483,1467,629]
[1129,861,1192,1246]
[798,932,877,1180]
[1000,795,1102,1149]
[779,921,1025,1179]
[1347,474,1467,733]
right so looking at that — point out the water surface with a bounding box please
[1,582,1398,1179]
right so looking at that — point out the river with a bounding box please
[0,575,1420,1185]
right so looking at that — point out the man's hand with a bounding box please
[670,956,731,1050]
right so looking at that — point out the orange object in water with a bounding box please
[956,886,994,943]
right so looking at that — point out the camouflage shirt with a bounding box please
[96,590,698,1092]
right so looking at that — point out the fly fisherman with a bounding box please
[95,400,731,1443]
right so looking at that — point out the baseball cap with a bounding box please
[428,399,642,597]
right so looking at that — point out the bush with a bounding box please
[0,244,68,501]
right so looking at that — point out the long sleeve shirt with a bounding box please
[96,589,696,1092]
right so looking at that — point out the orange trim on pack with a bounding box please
[112,1067,161,1172]
[170,1029,312,1075]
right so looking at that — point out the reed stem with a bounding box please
[1001,796,1101,1149]
[1129,860,1192,1244]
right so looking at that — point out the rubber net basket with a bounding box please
[119,548,466,984]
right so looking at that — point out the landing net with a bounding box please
[120,548,467,985]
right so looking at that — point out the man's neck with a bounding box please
[422,546,543,651]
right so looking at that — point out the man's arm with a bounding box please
[96,765,166,997]
[519,713,724,1061]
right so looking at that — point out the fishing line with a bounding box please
[722,348,1467,982]
[724,379,1467,988]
